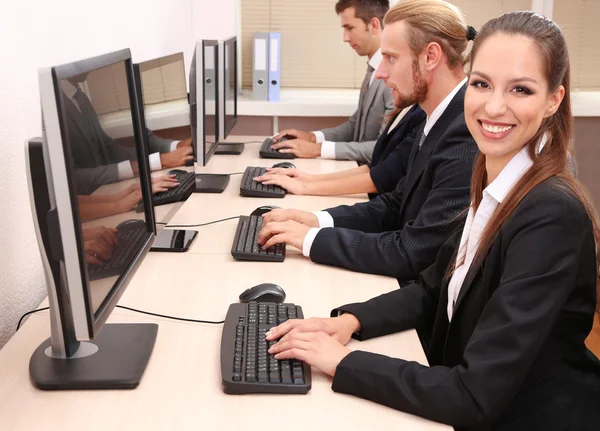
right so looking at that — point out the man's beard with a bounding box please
[394,57,428,110]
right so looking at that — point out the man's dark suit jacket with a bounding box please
[63,91,173,195]
[332,179,600,430]
[310,84,478,282]
[367,104,426,199]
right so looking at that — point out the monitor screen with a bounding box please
[189,40,219,166]
[223,37,237,137]
[135,52,190,226]
[39,49,155,336]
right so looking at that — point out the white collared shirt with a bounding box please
[314,48,384,158]
[59,81,178,180]
[446,145,535,320]
[424,77,467,137]
[301,78,467,257]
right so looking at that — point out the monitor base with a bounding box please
[150,229,198,252]
[194,174,230,193]
[29,323,158,390]
[214,142,245,155]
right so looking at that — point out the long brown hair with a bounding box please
[466,11,600,312]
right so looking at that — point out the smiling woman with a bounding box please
[264,7,600,430]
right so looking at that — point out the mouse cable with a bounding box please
[115,305,224,325]
[156,215,241,228]
[195,172,244,176]
[16,307,49,331]
[16,305,224,332]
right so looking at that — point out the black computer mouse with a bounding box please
[239,283,286,303]
[167,169,187,175]
[250,205,280,217]
[271,162,296,169]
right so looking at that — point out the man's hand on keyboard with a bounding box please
[273,129,315,143]
[261,208,319,228]
[176,137,192,148]
[272,139,321,159]
[257,219,310,252]
[159,146,194,168]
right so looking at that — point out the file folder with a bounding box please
[253,32,269,100]
[268,32,281,102]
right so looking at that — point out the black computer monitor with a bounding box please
[214,37,244,155]
[29,49,158,390]
[220,37,238,137]
[189,40,219,166]
[133,53,198,250]
[189,40,230,192]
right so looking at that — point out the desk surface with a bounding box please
[0,138,450,430]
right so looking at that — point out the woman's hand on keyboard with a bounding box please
[266,316,360,377]
[266,314,360,345]
[264,168,314,182]
[255,174,310,195]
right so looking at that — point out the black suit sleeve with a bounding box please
[330,188,594,428]
[310,119,475,280]
[331,229,460,338]
[369,129,415,194]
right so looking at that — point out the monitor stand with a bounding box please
[214,142,244,155]
[150,229,198,252]
[30,323,158,390]
[194,174,230,193]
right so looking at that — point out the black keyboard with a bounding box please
[87,220,148,281]
[259,138,296,159]
[240,167,286,198]
[231,215,285,262]
[136,171,196,212]
[221,301,311,394]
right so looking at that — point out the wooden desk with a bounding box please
[0,137,450,430]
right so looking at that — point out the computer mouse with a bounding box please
[167,169,187,175]
[250,205,280,217]
[239,283,286,303]
[271,162,296,169]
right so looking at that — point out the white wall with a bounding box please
[0,0,236,348]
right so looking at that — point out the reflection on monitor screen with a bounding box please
[58,61,151,314]
[134,53,194,227]
[30,49,157,390]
